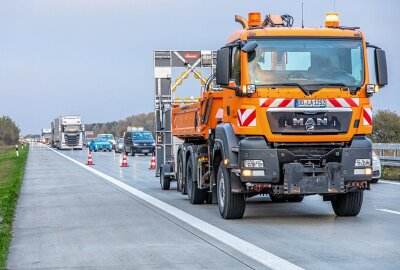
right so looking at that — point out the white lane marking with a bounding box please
[377,209,400,216]
[379,180,400,186]
[44,146,303,270]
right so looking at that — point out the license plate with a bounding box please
[142,150,149,153]
[295,99,327,108]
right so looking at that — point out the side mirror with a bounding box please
[216,47,230,86]
[375,49,388,87]
[241,41,258,53]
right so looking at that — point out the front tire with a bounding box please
[217,161,245,219]
[186,155,206,204]
[331,191,363,216]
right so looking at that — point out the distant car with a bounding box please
[83,138,93,147]
[89,138,112,152]
[115,138,125,153]
[97,134,117,149]
[124,130,155,156]
[371,152,381,183]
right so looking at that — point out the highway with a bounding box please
[8,144,400,270]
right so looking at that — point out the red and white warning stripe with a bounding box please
[259,98,359,108]
[363,108,372,126]
[259,98,294,108]
[238,109,256,127]
[327,98,359,108]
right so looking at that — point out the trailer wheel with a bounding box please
[160,166,171,190]
[186,155,206,204]
[217,161,245,219]
[331,191,363,216]
[370,178,379,184]
[177,153,186,194]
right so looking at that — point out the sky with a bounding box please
[0,0,399,134]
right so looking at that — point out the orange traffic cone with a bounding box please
[149,152,156,170]
[121,151,129,167]
[87,150,94,165]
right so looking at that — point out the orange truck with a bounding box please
[154,12,388,219]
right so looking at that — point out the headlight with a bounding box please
[355,159,371,167]
[152,142,156,146]
[372,153,379,161]
[133,143,139,146]
[243,160,264,168]
[119,144,123,147]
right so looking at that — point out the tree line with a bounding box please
[85,112,154,138]
[0,116,20,145]
[371,110,400,143]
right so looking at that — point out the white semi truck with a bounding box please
[51,115,83,150]
[41,128,52,144]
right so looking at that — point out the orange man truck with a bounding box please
[154,12,388,219]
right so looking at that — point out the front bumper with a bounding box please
[237,136,372,194]
[132,146,155,153]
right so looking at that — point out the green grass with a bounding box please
[382,165,400,181]
[0,145,29,269]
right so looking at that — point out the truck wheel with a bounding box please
[160,167,171,190]
[217,161,245,219]
[177,153,186,194]
[186,155,206,204]
[331,191,363,216]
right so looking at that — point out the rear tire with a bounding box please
[186,155,206,204]
[331,191,363,216]
[217,161,245,219]
[160,167,171,190]
[176,152,186,194]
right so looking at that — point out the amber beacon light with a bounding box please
[248,12,262,27]
[325,12,339,28]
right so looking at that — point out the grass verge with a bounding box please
[382,165,400,181]
[0,145,29,268]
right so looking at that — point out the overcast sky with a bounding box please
[0,0,399,134]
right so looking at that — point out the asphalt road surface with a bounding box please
[8,144,400,269]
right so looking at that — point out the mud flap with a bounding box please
[283,162,345,194]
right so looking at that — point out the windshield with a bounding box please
[248,38,364,88]
[98,134,114,140]
[132,132,153,140]
[94,138,107,142]
[63,125,81,132]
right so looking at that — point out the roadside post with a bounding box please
[15,144,19,157]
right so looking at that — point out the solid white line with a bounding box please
[377,209,400,216]
[44,146,303,270]
[379,180,400,186]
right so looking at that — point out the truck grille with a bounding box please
[65,134,79,147]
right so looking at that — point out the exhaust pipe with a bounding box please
[235,15,248,29]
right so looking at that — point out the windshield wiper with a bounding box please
[260,83,311,96]
[304,82,347,88]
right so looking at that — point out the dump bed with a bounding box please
[172,92,223,140]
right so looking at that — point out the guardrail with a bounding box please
[373,143,400,167]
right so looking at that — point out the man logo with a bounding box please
[287,117,329,130]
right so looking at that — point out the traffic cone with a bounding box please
[87,150,94,165]
[149,152,156,170]
[121,151,129,167]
